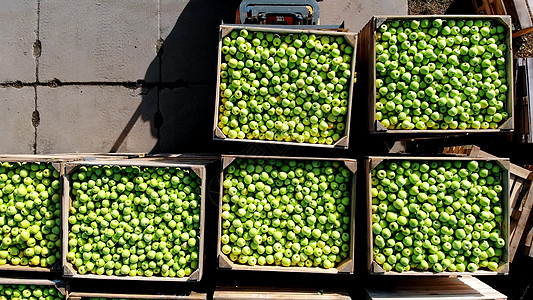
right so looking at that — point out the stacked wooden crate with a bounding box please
[443,145,533,262]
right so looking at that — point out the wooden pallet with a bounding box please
[443,145,533,262]
[473,0,507,15]
[213,288,350,300]
[366,275,507,299]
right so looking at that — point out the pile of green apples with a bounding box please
[0,284,63,300]
[371,159,505,273]
[375,18,509,130]
[218,28,355,145]
[67,165,202,278]
[0,162,61,268]
[221,158,352,269]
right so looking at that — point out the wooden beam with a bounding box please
[513,26,533,38]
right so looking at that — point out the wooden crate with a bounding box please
[366,275,506,299]
[213,24,357,149]
[62,159,207,282]
[213,287,351,300]
[68,292,206,300]
[0,155,74,272]
[443,145,533,262]
[473,0,507,15]
[0,278,67,298]
[366,156,510,275]
[358,15,514,134]
[217,155,357,274]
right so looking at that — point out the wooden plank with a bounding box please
[513,26,533,38]
[527,225,533,256]
[508,163,533,180]
[509,178,533,260]
[509,176,525,210]
[214,288,350,300]
[525,225,533,246]
[366,276,507,299]
[514,0,533,28]
[442,145,482,156]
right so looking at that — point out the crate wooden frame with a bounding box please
[443,145,533,262]
[365,275,507,299]
[0,155,73,272]
[213,24,358,149]
[68,292,206,300]
[213,287,351,300]
[358,15,514,134]
[61,160,207,282]
[217,155,357,274]
[366,156,510,275]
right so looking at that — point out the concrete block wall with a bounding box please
[0,0,406,155]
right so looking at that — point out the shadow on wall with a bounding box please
[109,0,350,157]
[109,0,241,154]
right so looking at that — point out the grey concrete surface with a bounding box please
[0,87,36,154]
[0,0,408,155]
[0,1,38,83]
[319,0,407,32]
[159,85,215,153]
[39,0,159,83]
[36,86,158,153]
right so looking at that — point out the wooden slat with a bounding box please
[213,288,350,300]
[513,26,533,38]
[510,183,533,259]
[526,225,533,246]
[509,176,525,210]
[527,226,533,256]
[366,276,507,299]
[514,0,533,28]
